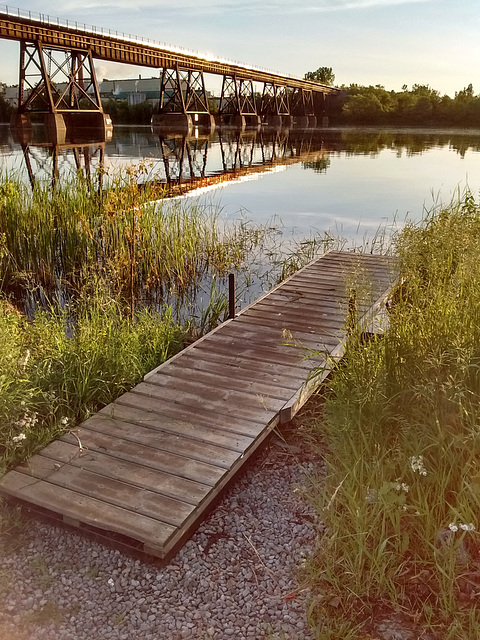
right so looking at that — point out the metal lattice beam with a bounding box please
[18,41,102,115]
[159,67,210,115]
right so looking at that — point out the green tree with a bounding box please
[304,67,335,86]
[0,94,13,123]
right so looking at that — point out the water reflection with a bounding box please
[5,125,334,195]
[3,124,480,193]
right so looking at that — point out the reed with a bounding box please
[0,167,270,309]
[303,191,480,638]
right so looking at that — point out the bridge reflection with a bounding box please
[157,128,330,197]
[16,126,331,195]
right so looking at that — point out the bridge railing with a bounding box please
[0,4,285,80]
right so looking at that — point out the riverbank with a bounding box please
[302,192,480,639]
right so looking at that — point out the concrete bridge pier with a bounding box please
[191,112,216,132]
[218,114,246,130]
[44,113,68,145]
[152,113,193,135]
[263,115,284,129]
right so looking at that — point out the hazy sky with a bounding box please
[0,0,478,96]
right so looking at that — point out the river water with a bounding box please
[2,124,480,249]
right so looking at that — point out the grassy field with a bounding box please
[303,192,480,639]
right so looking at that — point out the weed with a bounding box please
[28,556,53,588]
[85,566,100,580]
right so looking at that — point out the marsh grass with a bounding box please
[304,192,480,638]
[0,166,274,311]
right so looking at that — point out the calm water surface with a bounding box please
[2,124,480,246]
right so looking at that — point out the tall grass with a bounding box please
[0,166,269,309]
[0,284,185,473]
[304,192,480,639]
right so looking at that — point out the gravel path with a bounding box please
[0,431,324,640]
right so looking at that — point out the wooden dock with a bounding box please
[0,251,397,561]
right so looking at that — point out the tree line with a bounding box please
[330,83,480,126]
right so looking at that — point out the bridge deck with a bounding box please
[0,251,397,562]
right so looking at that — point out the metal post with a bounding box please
[228,273,235,319]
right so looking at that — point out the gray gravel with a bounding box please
[0,436,324,640]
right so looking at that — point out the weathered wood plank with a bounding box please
[195,333,329,369]
[41,439,211,505]
[153,350,302,391]
[87,407,253,453]
[131,380,284,421]
[75,417,242,468]
[150,362,298,400]
[17,453,195,527]
[110,394,266,436]
[53,427,227,487]
[0,471,177,547]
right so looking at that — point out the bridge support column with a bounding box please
[154,67,214,133]
[290,88,317,128]
[44,113,67,144]
[260,82,290,128]
[152,112,193,134]
[218,76,259,129]
[14,42,111,138]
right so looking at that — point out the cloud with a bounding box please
[31,0,435,16]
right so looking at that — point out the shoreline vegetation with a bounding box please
[1,159,480,638]
[303,191,480,638]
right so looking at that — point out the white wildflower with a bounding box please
[459,523,475,532]
[60,417,69,426]
[448,523,459,532]
[395,482,409,493]
[12,433,26,443]
[410,455,427,476]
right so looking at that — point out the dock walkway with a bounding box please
[0,251,397,561]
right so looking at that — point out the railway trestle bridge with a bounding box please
[0,5,340,138]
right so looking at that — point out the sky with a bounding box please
[0,0,478,97]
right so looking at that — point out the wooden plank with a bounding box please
[132,380,284,420]
[153,350,302,391]
[230,313,342,341]
[246,293,348,312]
[87,406,254,453]
[41,439,211,505]
[149,363,296,400]
[241,305,347,329]
[110,394,266,437]
[0,470,177,548]
[16,453,195,528]
[53,426,227,487]
[215,317,341,348]
[75,417,242,468]
[195,332,330,368]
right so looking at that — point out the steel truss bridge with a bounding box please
[0,5,340,135]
